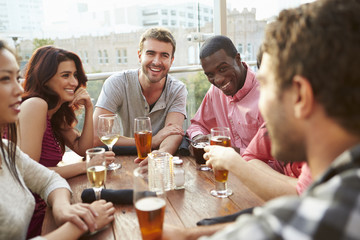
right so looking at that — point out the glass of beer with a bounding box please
[98,114,122,170]
[133,166,166,240]
[86,147,107,200]
[209,127,233,198]
[191,135,210,171]
[134,117,152,161]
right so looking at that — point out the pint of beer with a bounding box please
[135,130,152,160]
[133,166,166,240]
[135,197,166,240]
[209,127,233,198]
[210,135,231,182]
[134,117,152,160]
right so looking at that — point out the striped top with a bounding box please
[39,115,63,167]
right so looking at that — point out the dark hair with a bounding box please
[0,40,24,188]
[139,28,176,57]
[256,45,264,69]
[200,35,238,59]
[22,46,88,149]
[263,0,360,136]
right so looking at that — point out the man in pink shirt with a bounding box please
[186,35,263,154]
[242,123,312,197]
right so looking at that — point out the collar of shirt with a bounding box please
[226,62,257,103]
[308,143,360,191]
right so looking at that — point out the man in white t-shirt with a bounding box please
[94,28,187,164]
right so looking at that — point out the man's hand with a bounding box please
[162,224,187,240]
[134,150,160,167]
[152,123,184,149]
[204,145,239,171]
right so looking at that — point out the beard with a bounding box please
[141,64,168,84]
[266,111,307,164]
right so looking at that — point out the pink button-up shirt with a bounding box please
[242,123,313,195]
[186,64,263,154]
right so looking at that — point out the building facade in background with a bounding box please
[17,7,265,73]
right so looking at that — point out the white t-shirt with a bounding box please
[96,69,188,137]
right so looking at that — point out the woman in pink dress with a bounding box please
[18,46,114,238]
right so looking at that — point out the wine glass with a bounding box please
[134,117,152,161]
[209,127,233,198]
[86,147,107,200]
[133,166,166,240]
[98,114,122,170]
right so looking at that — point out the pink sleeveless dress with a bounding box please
[27,115,63,238]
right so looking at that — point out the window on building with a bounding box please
[188,13,194,19]
[247,43,252,60]
[162,19,168,25]
[103,50,108,63]
[98,50,102,64]
[171,10,176,16]
[117,49,127,64]
[122,49,128,63]
[237,44,243,54]
[83,51,89,63]
[171,20,176,26]
[161,9,168,15]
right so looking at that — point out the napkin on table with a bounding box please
[81,188,156,204]
[196,207,254,226]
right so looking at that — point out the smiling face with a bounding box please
[257,53,306,164]
[201,49,245,96]
[138,38,174,84]
[45,60,78,104]
[0,49,23,126]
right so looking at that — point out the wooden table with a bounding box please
[42,155,265,239]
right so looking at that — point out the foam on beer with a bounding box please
[135,197,166,211]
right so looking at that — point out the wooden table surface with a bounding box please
[42,155,265,239]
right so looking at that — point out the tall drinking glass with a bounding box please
[98,114,122,170]
[134,166,166,240]
[86,147,107,200]
[210,127,233,198]
[191,135,210,171]
[134,117,152,161]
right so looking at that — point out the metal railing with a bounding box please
[86,61,257,81]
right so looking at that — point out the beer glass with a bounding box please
[86,147,107,200]
[209,127,233,198]
[191,135,210,171]
[98,114,122,170]
[134,117,152,161]
[133,166,166,240]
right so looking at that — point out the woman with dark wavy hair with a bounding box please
[0,40,115,239]
[18,46,115,238]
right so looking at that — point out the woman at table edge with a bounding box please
[0,40,115,239]
[17,45,115,237]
